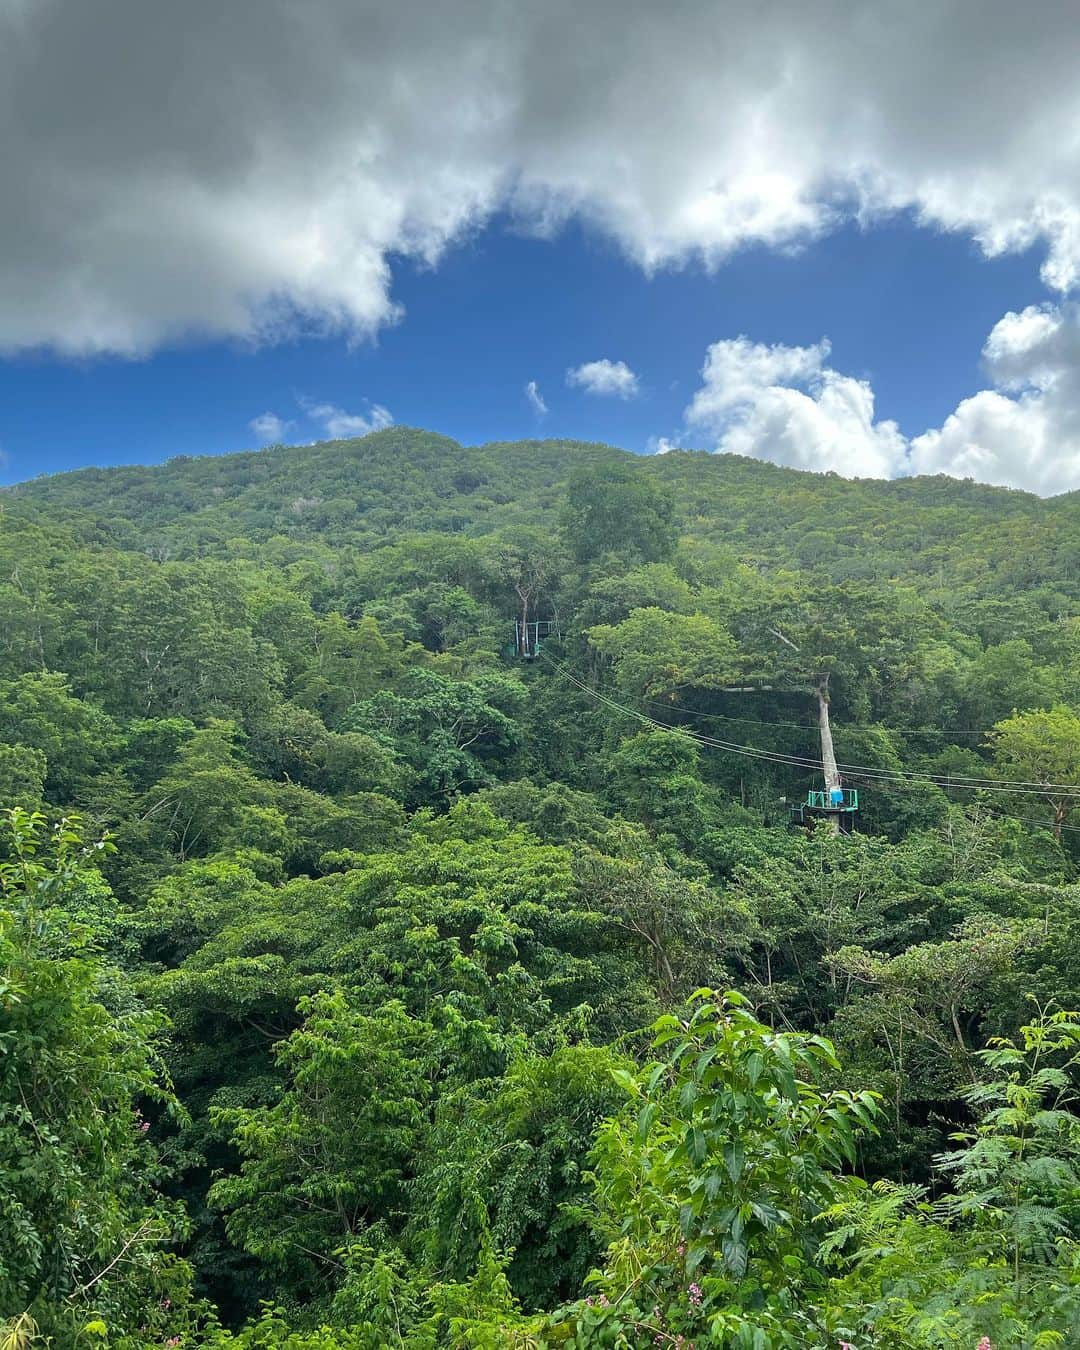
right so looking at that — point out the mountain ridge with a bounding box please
[7,426,1074,507]
[5,430,1076,606]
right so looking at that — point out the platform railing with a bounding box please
[805,788,859,811]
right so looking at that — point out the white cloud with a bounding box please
[567,358,640,398]
[249,411,289,443]
[525,380,548,416]
[910,304,1080,495]
[5,3,1080,355]
[684,336,905,479]
[672,308,1080,494]
[303,399,393,439]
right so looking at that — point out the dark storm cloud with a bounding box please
[2,0,1080,356]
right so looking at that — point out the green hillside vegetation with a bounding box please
[2,430,1080,1347]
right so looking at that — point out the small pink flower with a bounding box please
[139,1121,150,1133]
[165,1339,181,1348]
[976,1341,992,1350]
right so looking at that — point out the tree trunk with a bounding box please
[515,584,531,657]
[817,675,840,835]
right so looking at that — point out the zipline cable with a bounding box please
[540,653,1080,835]
[628,692,993,739]
[541,654,1080,794]
[538,652,1080,800]
[838,774,1080,836]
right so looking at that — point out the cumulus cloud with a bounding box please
[303,399,393,439]
[910,304,1080,495]
[683,336,905,479]
[5,2,1080,355]
[525,380,548,416]
[567,358,640,398]
[249,412,289,443]
[671,308,1080,494]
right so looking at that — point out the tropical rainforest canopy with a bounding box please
[2,428,1080,1348]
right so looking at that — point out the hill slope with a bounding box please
[6,428,1079,606]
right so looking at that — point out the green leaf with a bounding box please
[637,1101,658,1142]
[685,1240,710,1276]
[721,1235,748,1277]
[724,1142,746,1183]
[610,1067,641,1097]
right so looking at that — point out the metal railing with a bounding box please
[805,788,859,811]
[514,618,558,659]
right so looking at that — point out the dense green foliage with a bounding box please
[2,429,1080,1347]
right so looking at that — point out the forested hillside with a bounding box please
[10,428,1079,599]
[3,431,1080,1348]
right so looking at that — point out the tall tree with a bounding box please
[560,462,677,566]
[988,705,1080,840]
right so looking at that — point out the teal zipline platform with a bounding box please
[789,787,859,830]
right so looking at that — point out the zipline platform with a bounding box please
[789,787,859,830]
[514,618,558,660]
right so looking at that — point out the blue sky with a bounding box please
[3,2,1080,496]
[0,215,1047,488]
